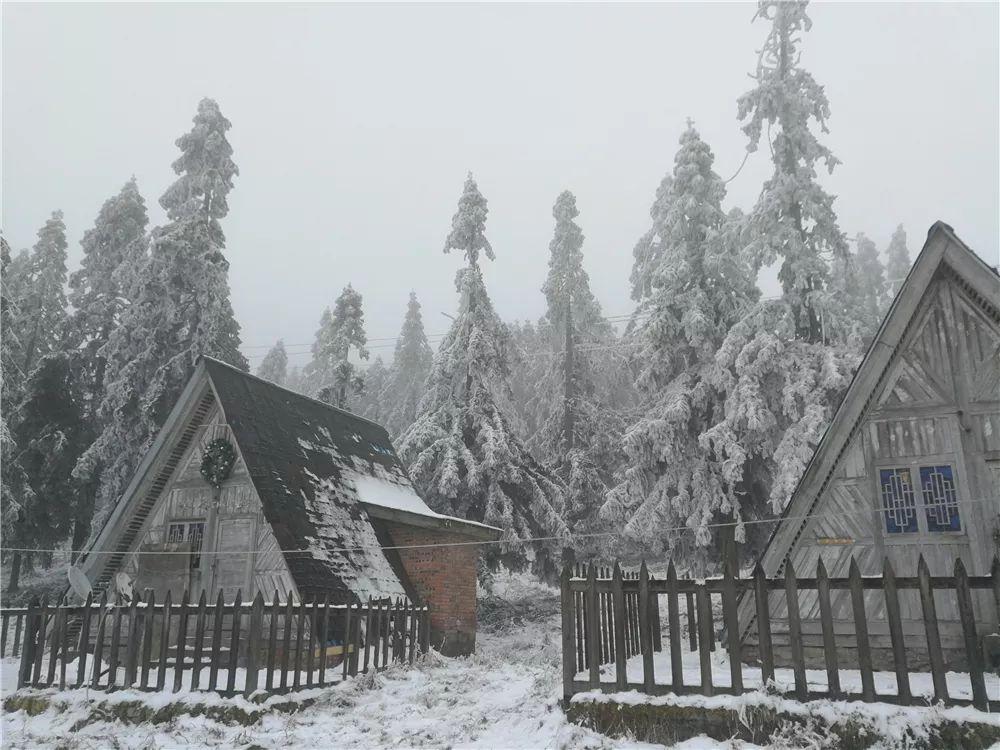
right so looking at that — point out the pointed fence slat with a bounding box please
[696,583,713,697]
[280,597,294,690]
[293,593,306,689]
[637,562,655,693]
[191,591,208,691]
[955,558,988,710]
[343,602,354,681]
[245,593,264,696]
[173,591,190,693]
[721,561,742,694]
[208,590,225,692]
[816,559,839,697]
[882,559,910,703]
[586,565,601,686]
[916,555,948,703]
[139,591,155,689]
[666,561,683,690]
[266,591,279,691]
[227,590,243,694]
[560,566,575,701]
[305,597,317,687]
[685,591,697,652]
[753,564,774,687]
[77,592,95,688]
[784,561,807,702]
[611,563,627,690]
[156,591,172,692]
[318,594,330,686]
[848,559,875,702]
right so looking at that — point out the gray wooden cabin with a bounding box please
[76,358,497,655]
[740,222,1000,670]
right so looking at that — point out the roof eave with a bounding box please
[361,502,502,541]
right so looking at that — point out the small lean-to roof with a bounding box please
[202,358,498,602]
[756,222,1000,576]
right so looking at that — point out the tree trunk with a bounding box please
[563,298,575,451]
[8,552,21,593]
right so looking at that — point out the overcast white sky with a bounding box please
[3,2,998,370]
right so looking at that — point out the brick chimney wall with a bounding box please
[384,522,479,656]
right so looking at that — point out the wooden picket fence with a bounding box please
[561,556,1000,711]
[5,590,430,697]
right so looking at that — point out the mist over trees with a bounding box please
[2,0,919,593]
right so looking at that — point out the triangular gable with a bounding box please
[759,222,1000,576]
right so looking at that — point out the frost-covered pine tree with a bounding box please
[81,99,247,531]
[738,0,849,344]
[603,125,759,559]
[884,224,911,298]
[851,232,888,333]
[256,339,288,386]
[666,1,862,557]
[399,174,567,577]
[58,179,150,551]
[356,357,389,423]
[528,191,620,536]
[1,237,35,589]
[14,211,68,375]
[379,292,433,438]
[310,285,369,409]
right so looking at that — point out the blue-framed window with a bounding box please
[919,465,961,532]
[879,468,918,534]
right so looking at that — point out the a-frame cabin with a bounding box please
[741,222,1000,669]
[78,357,498,655]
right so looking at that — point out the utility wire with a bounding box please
[8,497,995,558]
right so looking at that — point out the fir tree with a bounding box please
[399,174,567,578]
[850,232,887,335]
[356,356,389,423]
[885,224,911,297]
[60,179,150,551]
[380,292,433,438]
[738,0,849,344]
[14,211,68,375]
[81,98,246,532]
[311,285,369,409]
[604,125,759,559]
[1,237,35,589]
[530,191,619,535]
[256,340,288,386]
[8,353,87,589]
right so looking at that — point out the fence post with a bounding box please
[266,590,279,691]
[156,591,171,692]
[816,558,840,697]
[124,594,142,688]
[419,603,430,658]
[353,601,365,675]
[722,559,743,694]
[17,597,40,689]
[916,555,948,703]
[318,593,330,685]
[752,564,774,687]
[364,597,375,672]
[227,590,243,694]
[280,596,293,690]
[139,591,155,689]
[612,563,628,690]
[46,603,66,688]
[245,592,264,697]
[208,589,225,692]
[696,583,713,696]
[76,591,95,688]
[666,561,683,689]
[91,592,109,689]
[173,590,190,693]
[13,609,23,659]
[305,597,317,686]
[882,558,910,703]
[638,562,655,693]
[407,602,418,666]
[784,560,807,702]
[955,558,987,710]
[848,559,875,702]
[560,565,576,702]
[586,565,601,688]
[191,590,208,691]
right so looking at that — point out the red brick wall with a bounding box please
[384,522,478,656]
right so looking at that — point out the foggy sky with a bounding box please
[3,2,998,371]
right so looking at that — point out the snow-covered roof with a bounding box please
[201,358,498,602]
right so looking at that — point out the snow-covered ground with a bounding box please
[0,573,738,749]
[3,573,998,749]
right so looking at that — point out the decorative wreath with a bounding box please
[200,438,237,489]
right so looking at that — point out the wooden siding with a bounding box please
[123,403,297,602]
